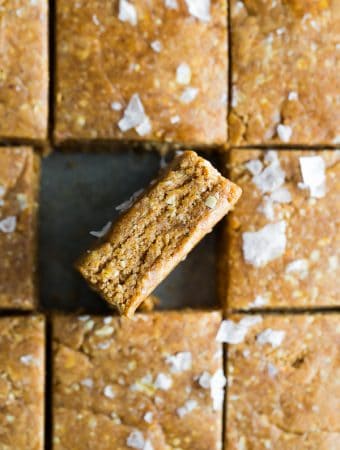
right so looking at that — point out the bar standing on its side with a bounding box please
[76,151,241,316]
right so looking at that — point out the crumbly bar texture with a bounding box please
[0,316,45,449]
[229,0,340,146]
[52,311,224,450]
[0,0,48,140]
[77,151,241,317]
[225,314,340,450]
[55,0,227,146]
[219,149,339,310]
[0,147,40,310]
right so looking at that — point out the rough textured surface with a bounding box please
[0,147,40,310]
[0,315,45,450]
[53,311,224,450]
[77,151,241,316]
[225,314,340,449]
[229,0,340,146]
[219,149,339,310]
[0,0,48,140]
[55,0,227,146]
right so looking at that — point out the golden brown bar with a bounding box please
[77,151,241,316]
[55,0,227,146]
[219,149,339,310]
[223,314,340,449]
[0,147,40,310]
[52,311,225,450]
[0,315,45,449]
[0,0,48,140]
[229,0,340,146]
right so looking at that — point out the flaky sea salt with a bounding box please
[198,371,211,389]
[184,0,210,22]
[144,412,153,423]
[299,156,326,198]
[256,329,285,348]
[20,354,38,366]
[242,221,287,267]
[115,188,144,212]
[248,295,268,308]
[150,40,162,53]
[205,195,218,209]
[176,399,198,418]
[111,101,123,111]
[103,385,115,399]
[252,159,285,193]
[127,430,152,449]
[270,187,291,203]
[245,159,263,176]
[164,0,178,9]
[0,216,16,233]
[176,63,191,85]
[118,94,151,135]
[286,259,309,279]
[80,378,94,388]
[216,316,262,344]
[180,87,198,104]
[118,0,137,26]
[89,221,112,238]
[277,124,292,142]
[210,369,226,411]
[288,91,298,101]
[166,352,192,373]
[154,373,173,390]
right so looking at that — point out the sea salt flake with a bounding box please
[248,295,268,308]
[20,354,39,366]
[136,116,152,136]
[154,373,173,390]
[256,329,285,348]
[103,385,115,399]
[111,101,123,111]
[126,430,146,449]
[80,378,94,388]
[288,91,298,101]
[257,196,275,221]
[180,87,198,104]
[144,412,153,423]
[270,187,291,203]
[116,188,144,212]
[277,124,292,142]
[150,40,162,53]
[176,399,198,418]
[198,371,211,389]
[216,316,262,344]
[267,363,278,378]
[0,216,16,233]
[176,62,191,85]
[170,115,180,124]
[89,221,112,238]
[242,221,287,267]
[299,156,326,198]
[118,94,151,135]
[264,150,279,165]
[184,0,210,22]
[118,0,137,26]
[286,259,309,279]
[252,161,285,193]
[164,0,178,9]
[245,159,263,176]
[166,352,192,373]
[210,369,226,411]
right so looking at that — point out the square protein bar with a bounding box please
[52,311,225,450]
[219,149,339,310]
[224,314,340,450]
[0,0,48,140]
[0,147,40,310]
[77,151,241,316]
[0,315,45,449]
[229,0,340,146]
[54,0,228,146]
